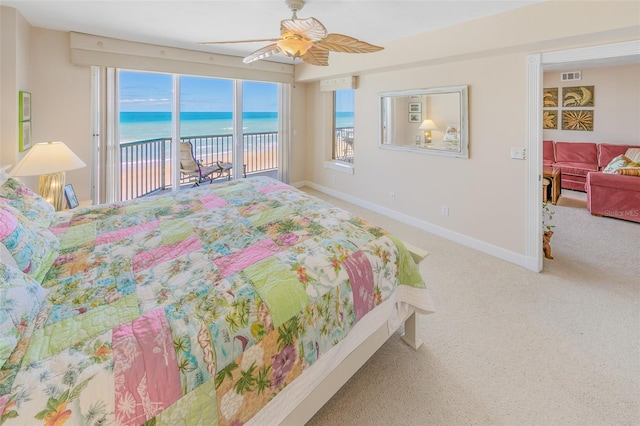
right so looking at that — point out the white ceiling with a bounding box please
[3,0,543,63]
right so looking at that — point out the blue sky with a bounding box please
[119,71,278,112]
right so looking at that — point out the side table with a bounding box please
[543,166,561,205]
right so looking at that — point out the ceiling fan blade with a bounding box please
[243,43,282,64]
[281,17,327,41]
[199,38,280,45]
[315,33,384,54]
[301,47,329,66]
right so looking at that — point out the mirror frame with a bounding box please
[378,85,469,158]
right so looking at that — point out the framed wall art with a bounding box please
[409,102,422,113]
[543,110,558,129]
[562,110,593,131]
[408,112,421,123]
[19,91,31,121]
[543,88,558,108]
[562,86,594,107]
[19,121,32,152]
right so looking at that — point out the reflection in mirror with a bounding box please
[379,85,469,158]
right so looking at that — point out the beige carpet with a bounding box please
[301,188,639,426]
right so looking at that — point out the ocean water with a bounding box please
[119,111,355,142]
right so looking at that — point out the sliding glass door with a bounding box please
[105,71,283,202]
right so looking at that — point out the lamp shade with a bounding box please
[419,119,438,130]
[10,141,86,177]
[277,37,314,58]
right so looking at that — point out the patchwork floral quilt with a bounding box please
[0,177,430,425]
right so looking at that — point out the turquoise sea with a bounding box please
[119,111,355,142]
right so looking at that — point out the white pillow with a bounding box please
[0,165,11,187]
[0,244,18,269]
[625,148,640,163]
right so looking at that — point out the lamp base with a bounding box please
[425,130,432,143]
[39,172,66,211]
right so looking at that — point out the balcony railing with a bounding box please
[120,132,278,200]
[334,127,354,163]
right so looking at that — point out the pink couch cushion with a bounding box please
[554,162,598,177]
[555,142,598,165]
[598,143,639,169]
[543,140,555,166]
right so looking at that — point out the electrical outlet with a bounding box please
[389,191,395,200]
[441,206,449,216]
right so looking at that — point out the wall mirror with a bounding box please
[378,85,469,158]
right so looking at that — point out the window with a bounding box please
[333,89,354,163]
[107,71,283,201]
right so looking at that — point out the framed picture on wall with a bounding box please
[543,110,558,129]
[19,91,31,121]
[408,102,422,113]
[19,121,32,152]
[562,86,594,107]
[562,110,594,131]
[408,112,421,123]
[543,88,558,108]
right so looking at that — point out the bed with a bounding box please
[0,174,434,425]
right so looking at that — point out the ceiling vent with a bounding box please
[561,71,582,81]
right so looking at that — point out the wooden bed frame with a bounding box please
[251,243,429,425]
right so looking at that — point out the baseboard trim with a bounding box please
[294,180,531,270]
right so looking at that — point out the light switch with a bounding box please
[511,147,526,160]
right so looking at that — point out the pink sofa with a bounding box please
[586,172,640,223]
[544,140,640,223]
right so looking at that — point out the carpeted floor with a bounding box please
[302,188,639,426]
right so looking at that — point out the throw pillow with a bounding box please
[0,177,55,229]
[0,166,10,187]
[625,147,640,163]
[0,201,60,283]
[602,155,631,174]
[618,167,640,177]
[0,261,48,369]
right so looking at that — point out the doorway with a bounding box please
[526,40,640,271]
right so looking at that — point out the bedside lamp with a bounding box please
[10,141,86,211]
[419,119,438,143]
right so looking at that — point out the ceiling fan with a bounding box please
[199,0,383,66]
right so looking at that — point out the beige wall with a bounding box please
[0,7,31,177]
[30,29,93,200]
[543,64,640,144]
[304,54,530,254]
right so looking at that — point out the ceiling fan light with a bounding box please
[277,38,313,57]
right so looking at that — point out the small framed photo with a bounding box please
[19,121,32,152]
[64,184,79,209]
[444,125,459,141]
[408,102,422,113]
[19,91,31,121]
[408,112,422,123]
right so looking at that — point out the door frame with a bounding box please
[526,40,640,272]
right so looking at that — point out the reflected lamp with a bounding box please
[419,119,438,143]
[10,141,86,211]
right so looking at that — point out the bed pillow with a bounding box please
[0,167,10,187]
[0,201,59,283]
[0,176,55,229]
[0,261,48,369]
[0,243,18,269]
